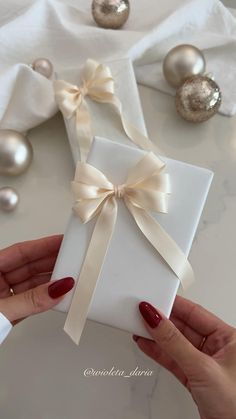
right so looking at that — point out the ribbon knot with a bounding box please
[114,184,125,198]
[64,152,194,345]
[80,81,89,98]
[54,59,159,162]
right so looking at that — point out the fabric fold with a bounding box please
[0,0,236,133]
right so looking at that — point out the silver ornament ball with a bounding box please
[92,0,130,29]
[175,76,222,123]
[0,187,19,212]
[0,130,33,176]
[163,44,206,88]
[32,58,53,79]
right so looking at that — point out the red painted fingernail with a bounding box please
[48,277,75,299]
[139,301,162,329]
[132,335,140,342]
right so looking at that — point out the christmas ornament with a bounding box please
[0,130,33,176]
[0,187,19,212]
[162,44,222,122]
[32,58,53,79]
[175,76,221,122]
[163,44,206,88]
[92,0,130,29]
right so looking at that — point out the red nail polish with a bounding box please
[132,335,140,342]
[48,277,75,299]
[139,301,162,328]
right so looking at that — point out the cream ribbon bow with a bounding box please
[54,59,159,162]
[64,152,194,345]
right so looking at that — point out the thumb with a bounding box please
[0,277,74,323]
[139,301,204,373]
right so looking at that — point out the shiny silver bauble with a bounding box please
[92,0,130,29]
[0,187,19,212]
[163,44,206,88]
[32,58,53,79]
[0,130,33,176]
[175,76,222,123]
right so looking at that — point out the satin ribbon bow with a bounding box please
[54,59,159,162]
[64,152,194,345]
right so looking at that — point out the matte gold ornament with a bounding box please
[175,76,222,123]
[0,187,19,212]
[92,0,130,29]
[163,44,206,88]
[32,58,53,79]
[0,130,33,176]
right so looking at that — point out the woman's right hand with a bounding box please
[134,296,236,419]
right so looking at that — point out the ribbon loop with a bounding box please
[54,59,160,162]
[64,152,194,345]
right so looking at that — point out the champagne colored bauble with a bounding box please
[92,0,130,29]
[0,130,33,176]
[175,76,222,123]
[163,44,206,88]
[0,187,19,212]
[32,58,53,79]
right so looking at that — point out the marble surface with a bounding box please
[1,5,236,419]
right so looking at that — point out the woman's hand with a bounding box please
[0,235,74,324]
[133,296,236,419]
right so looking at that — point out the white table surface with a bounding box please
[0,4,236,419]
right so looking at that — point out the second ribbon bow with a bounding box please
[54,59,159,162]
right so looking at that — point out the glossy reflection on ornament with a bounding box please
[163,44,206,88]
[92,0,130,29]
[0,130,33,176]
[32,58,53,79]
[0,187,19,212]
[175,76,222,123]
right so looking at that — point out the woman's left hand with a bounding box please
[0,235,74,324]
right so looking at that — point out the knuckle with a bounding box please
[24,288,46,313]
[160,323,180,346]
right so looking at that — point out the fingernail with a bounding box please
[139,301,162,329]
[48,277,75,299]
[132,334,140,342]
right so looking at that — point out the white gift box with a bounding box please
[59,58,148,164]
[52,136,213,339]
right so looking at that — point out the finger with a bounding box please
[5,255,57,285]
[0,235,62,273]
[170,315,203,349]
[139,302,206,375]
[0,277,74,322]
[172,295,225,335]
[0,273,11,298]
[12,273,52,294]
[134,336,187,386]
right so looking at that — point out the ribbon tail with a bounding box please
[64,197,117,345]
[75,99,93,163]
[106,95,161,155]
[126,200,194,289]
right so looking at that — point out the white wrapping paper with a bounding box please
[52,137,213,339]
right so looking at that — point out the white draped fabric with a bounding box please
[0,0,235,134]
